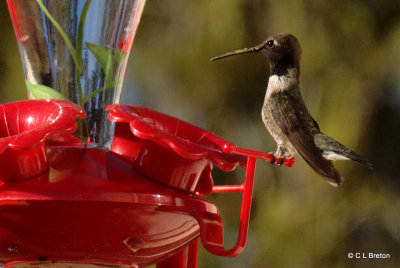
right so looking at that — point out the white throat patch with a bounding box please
[266,68,298,98]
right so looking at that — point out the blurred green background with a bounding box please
[1,0,400,267]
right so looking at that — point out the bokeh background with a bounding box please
[1,0,400,267]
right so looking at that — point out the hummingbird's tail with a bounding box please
[330,150,373,168]
[314,133,373,169]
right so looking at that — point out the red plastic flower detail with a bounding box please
[107,104,247,171]
[0,99,86,181]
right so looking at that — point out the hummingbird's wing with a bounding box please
[269,89,342,186]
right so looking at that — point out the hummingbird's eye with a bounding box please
[267,40,274,47]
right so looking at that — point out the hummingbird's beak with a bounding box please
[210,45,262,61]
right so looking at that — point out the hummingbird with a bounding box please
[211,33,372,186]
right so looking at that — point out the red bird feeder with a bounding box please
[0,101,294,267]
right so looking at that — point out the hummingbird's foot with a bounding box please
[268,152,295,167]
[268,152,276,164]
[268,153,284,165]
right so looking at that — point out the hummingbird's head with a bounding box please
[211,33,302,72]
[258,33,302,66]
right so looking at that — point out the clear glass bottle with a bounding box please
[7,0,146,149]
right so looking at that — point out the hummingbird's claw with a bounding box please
[268,153,294,167]
[269,155,283,165]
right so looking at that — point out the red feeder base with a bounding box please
[0,146,217,267]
